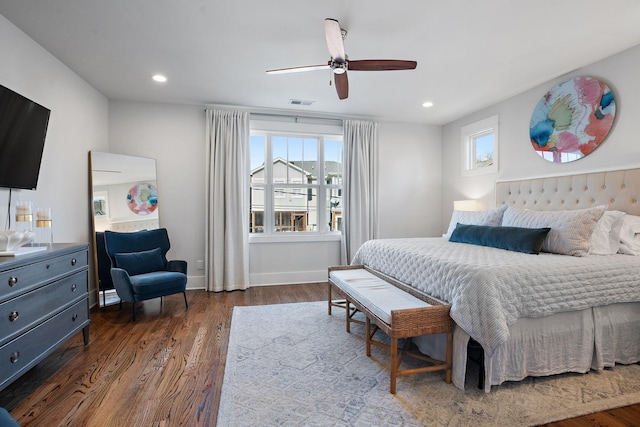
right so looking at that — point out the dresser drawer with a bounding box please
[0,298,89,391]
[0,270,88,346]
[0,249,87,303]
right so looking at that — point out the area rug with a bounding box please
[217,301,640,426]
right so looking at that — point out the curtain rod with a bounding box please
[204,103,374,126]
[249,112,343,127]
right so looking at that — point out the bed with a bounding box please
[351,168,640,392]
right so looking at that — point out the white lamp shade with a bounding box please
[453,199,483,211]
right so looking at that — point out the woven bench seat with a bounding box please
[328,265,453,394]
[329,268,430,324]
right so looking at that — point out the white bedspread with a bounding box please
[352,238,640,356]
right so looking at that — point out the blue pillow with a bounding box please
[449,223,551,254]
[115,247,165,276]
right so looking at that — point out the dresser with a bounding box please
[0,244,89,392]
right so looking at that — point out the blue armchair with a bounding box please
[103,228,188,321]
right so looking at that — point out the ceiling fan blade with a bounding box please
[266,64,330,74]
[325,18,345,61]
[347,60,417,71]
[334,72,349,100]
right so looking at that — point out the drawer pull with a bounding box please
[9,311,19,322]
[71,283,77,292]
[71,258,77,266]
[72,314,78,321]
[46,264,50,269]
[10,351,19,363]
[8,276,18,287]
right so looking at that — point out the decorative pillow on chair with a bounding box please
[501,205,606,256]
[115,247,166,276]
[443,205,507,238]
[450,223,551,254]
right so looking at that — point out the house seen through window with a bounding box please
[250,132,343,235]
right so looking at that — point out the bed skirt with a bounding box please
[413,302,640,392]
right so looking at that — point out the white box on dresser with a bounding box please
[0,243,90,392]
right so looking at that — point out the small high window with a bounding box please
[461,115,499,176]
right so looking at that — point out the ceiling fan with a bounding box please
[266,18,417,100]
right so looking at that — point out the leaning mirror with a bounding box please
[89,151,160,307]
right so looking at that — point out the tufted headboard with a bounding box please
[495,168,640,216]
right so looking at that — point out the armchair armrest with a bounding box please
[110,267,136,302]
[167,260,188,275]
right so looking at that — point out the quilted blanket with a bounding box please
[352,238,640,356]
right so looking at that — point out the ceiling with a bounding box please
[1,0,640,125]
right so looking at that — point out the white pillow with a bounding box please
[501,205,606,256]
[443,205,507,239]
[589,210,625,255]
[618,214,640,255]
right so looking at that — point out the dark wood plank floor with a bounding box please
[0,284,638,426]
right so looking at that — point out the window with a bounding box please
[461,115,498,176]
[250,131,343,236]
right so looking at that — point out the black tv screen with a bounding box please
[0,84,50,190]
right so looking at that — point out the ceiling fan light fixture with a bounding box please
[330,60,348,74]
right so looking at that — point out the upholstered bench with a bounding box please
[328,265,453,393]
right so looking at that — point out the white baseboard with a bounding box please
[249,269,327,286]
[186,275,205,290]
[186,270,328,290]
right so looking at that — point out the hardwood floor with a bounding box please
[0,284,638,426]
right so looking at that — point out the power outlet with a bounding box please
[197,260,204,270]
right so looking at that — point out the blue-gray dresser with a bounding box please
[0,243,90,392]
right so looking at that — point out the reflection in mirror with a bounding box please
[89,151,160,307]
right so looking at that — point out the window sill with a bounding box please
[249,233,341,244]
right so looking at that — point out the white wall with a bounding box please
[108,104,443,286]
[0,15,109,305]
[378,121,442,239]
[108,101,206,288]
[441,44,640,233]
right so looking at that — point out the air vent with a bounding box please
[289,99,314,106]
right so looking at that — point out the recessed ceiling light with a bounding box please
[152,74,167,83]
[422,101,434,108]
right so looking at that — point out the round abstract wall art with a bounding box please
[530,76,616,163]
[127,183,158,215]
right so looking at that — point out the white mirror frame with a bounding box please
[89,151,160,307]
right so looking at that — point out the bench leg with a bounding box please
[345,300,351,333]
[365,317,372,357]
[327,282,332,315]
[390,337,398,394]
[445,330,453,384]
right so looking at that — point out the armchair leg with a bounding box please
[132,302,136,322]
[183,292,189,309]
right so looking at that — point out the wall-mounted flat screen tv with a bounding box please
[0,84,51,190]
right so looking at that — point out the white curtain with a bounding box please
[341,120,379,264]
[205,109,250,292]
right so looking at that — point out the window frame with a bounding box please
[249,129,343,240]
[461,115,499,177]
